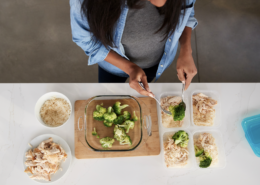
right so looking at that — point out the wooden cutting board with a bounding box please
[74,97,160,159]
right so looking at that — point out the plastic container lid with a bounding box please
[241,114,260,157]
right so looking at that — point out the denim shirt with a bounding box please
[70,0,198,81]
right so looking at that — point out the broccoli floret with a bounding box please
[123,111,131,120]
[93,104,107,121]
[199,152,212,168]
[103,120,113,127]
[93,111,105,121]
[96,104,107,114]
[169,104,185,121]
[103,106,117,123]
[194,145,204,157]
[100,137,115,148]
[114,125,126,141]
[119,120,135,133]
[113,115,125,125]
[120,135,132,145]
[172,130,189,148]
[92,127,100,138]
[112,101,129,115]
[131,111,138,122]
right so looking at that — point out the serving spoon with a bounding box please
[138,82,172,115]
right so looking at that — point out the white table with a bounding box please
[0,83,259,185]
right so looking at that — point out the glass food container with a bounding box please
[77,95,152,152]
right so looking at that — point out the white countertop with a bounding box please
[0,83,260,185]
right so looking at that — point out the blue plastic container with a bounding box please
[241,114,260,157]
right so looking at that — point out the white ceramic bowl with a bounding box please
[35,92,72,129]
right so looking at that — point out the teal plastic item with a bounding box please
[241,114,260,157]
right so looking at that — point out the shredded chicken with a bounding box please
[194,133,218,166]
[161,96,184,127]
[24,137,67,181]
[192,93,218,126]
[164,137,189,167]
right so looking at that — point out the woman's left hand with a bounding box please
[176,52,197,90]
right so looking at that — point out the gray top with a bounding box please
[121,1,167,69]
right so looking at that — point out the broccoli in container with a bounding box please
[194,145,204,157]
[119,120,135,133]
[199,152,212,168]
[131,111,138,122]
[112,102,129,115]
[103,106,117,127]
[100,137,115,148]
[123,111,131,120]
[113,115,125,125]
[169,104,185,121]
[114,125,132,146]
[172,130,189,148]
[93,104,107,121]
[92,127,100,138]
[120,135,132,145]
[114,125,126,141]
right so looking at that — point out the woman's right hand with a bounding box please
[104,50,154,97]
[128,65,154,97]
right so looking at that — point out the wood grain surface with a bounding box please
[74,97,160,159]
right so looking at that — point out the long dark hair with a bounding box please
[81,0,186,48]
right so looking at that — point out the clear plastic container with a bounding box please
[191,90,221,128]
[192,130,226,169]
[77,95,152,152]
[159,92,190,129]
[162,129,195,169]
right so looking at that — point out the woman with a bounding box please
[70,0,198,97]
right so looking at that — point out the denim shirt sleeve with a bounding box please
[185,0,198,30]
[70,0,110,65]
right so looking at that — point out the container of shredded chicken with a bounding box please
[162,130,194,168]
[159,92,190,129]
[191,90,221,128]
[192,130,226,169]
[35,92,72,128]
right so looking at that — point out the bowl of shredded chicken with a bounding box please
[160,96,185,128]
[35,92,72,128]
[24,137,68,181]
[192,92,218,126]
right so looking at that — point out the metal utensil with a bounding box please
[179,82,186,111]
[138,82,172,115]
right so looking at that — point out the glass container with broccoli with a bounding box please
[90,99,140,150]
